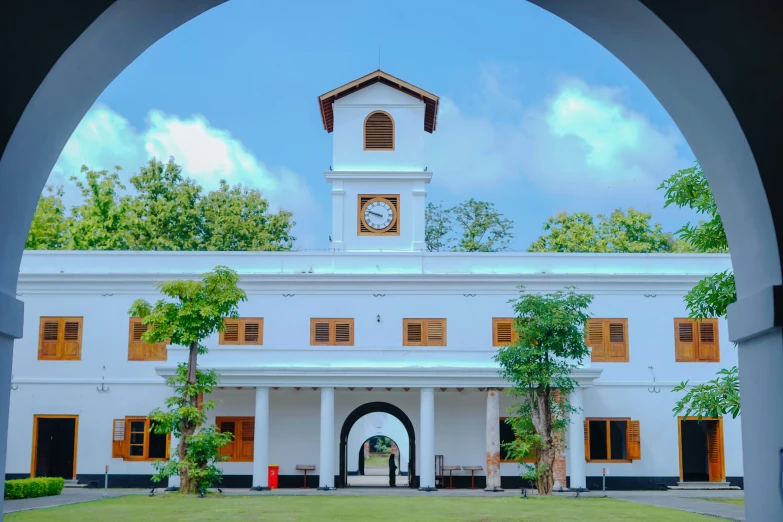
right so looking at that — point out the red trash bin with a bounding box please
[268,464,279,489]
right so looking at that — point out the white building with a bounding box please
[7,71,741,491]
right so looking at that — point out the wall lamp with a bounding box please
[377,315,381,323]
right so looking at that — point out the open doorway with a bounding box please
[31,415,78,479]
[678,417,724,483]
[354,436,403,486]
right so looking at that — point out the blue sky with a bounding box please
[49,0,697,250]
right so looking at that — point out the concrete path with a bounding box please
[4,488,147,514]
[607,490,745,521]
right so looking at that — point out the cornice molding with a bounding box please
[325,171,433,183]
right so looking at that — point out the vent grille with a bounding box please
[678,322,694,343]
[364,112,394,149]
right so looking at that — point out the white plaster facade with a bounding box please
[5,71,743,491]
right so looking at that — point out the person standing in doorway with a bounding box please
[388,453,397,486]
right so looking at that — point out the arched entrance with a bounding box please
[1,1,782,519]
[338,402,416,488]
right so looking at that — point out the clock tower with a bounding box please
[318,70,439,251]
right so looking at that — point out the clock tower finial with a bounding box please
[318,71,439,251]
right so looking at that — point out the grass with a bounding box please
[364,454,392,467]
[6,494,721,521]
[696,497,744,506]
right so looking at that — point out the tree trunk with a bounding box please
[179,341,199,494]
[530,388,556,495]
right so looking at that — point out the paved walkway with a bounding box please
[3,486,745,521]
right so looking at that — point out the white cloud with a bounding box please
[425,67,689,208]
[49,104,321,247]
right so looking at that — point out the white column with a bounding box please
[485,388,502,490]
[419,387,435,490]
[412,188,428,251]
[568,386,586,490]
[318,387,335,489]
[252,387,270,489]
[167,433,181,490]
[330,183,345,251]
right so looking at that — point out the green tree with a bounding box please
[199,180,295,251]
[424,201,453,252]
[25,185,71,250]
[451,198,514,252]
[659,162,738,420]
[128,266,247,493]
[69,166,131,250]
[528,208,676,253]
[493,286,593,495]
[125,158,205,251]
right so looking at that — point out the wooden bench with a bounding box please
[462,466,483,490]
[442,465,461,489]
[296,464,316,488]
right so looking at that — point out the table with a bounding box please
[296,464,316,488]
[462,466,483,490]
[442,465,461,489]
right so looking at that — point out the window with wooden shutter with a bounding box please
[584,418,640,462]
[585,318,628,362]
[38,317,83,360]
[216,417,255,462]
[219,318,263,346]
[403,319,447,347]
[492,318,518,347]
[128,318,167,361]
[364,111,394,150]
[674,318,720,362]
[111,416,170,461]
[310,319,354,346]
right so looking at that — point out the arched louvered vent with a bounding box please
[364,111,394,150]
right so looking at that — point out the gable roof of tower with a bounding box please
[318,70,439,134]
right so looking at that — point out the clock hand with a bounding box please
[368,211,383,217]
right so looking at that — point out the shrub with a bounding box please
[4,477,65,500]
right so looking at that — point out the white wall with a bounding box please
[332,83,426,172]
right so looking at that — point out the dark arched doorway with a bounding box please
[338,402,416,488]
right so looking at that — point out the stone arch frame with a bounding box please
[0,1,781,518]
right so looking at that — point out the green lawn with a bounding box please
[697,498,744,506]
[364,455,391,467]
[6,494,719,521]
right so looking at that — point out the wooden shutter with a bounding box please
[706,421,724,481]
[404,319,446,347]
[38,318,60,359]
[61,318,82,359]
[607,320,628,361]
[674,318,697,361]
[221,319,240,345]
[586,320,605,361]
[242,319,263,345]
[583,420,590,461]
[218,420,237,459]
[112,418,127,458]
[426,320,446,346]
[404,320,424,346]
[698,319,719,361]
[129,318,149,360]
[493,318,515,347]
[334,320,353,346]
[627,420,641,460]
[240,419,255,460]
[364,111,394,150]
[311,320,331,345]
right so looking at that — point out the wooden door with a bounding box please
[706,420,725,482]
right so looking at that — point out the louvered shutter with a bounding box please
[698,319,719,361]
[221,319,240,345]
[627,420,641,460]
[61,319,82,359]
[364,112,394,150]
[313,320,331,345]
[219,420,236,459]
[706,421,723,481]
[112,418,127,458]
[675,319,697,361]
[334,320,353,346]
[608,320,628,361]
[586,320,605,360]
[583,420,591,461]
[129,318,149,361]
[243,319,262,345]
[240,420,255,460]
[426,321,446,346]
[404,320,424,346]
[39,319,60,359]
[493,319,515,346]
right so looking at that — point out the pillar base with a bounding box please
[484,486,504,492]
[317,486,334,491]
[418,486,438,492]
[164,486,180,492]
[250,486,271,491]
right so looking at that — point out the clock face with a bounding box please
[363,200,394,230]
